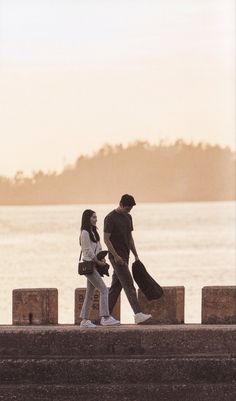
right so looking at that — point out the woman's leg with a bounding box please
[86,269,110,317]
[80,278,95,320]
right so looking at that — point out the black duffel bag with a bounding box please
[132,260,163,300]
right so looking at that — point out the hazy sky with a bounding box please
[0,0,235,176]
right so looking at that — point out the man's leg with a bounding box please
[108,268,122,314]
[109,257,141,314]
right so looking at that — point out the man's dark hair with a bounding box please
[120,194,136,207]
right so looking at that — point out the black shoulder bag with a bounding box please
[78,243,97,275]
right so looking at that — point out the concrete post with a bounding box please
[202,286,236,324]
[138,286,185,324]
[74,288,121,324]
[12,288,58,325]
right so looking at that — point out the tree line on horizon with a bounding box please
[0,139,235,205]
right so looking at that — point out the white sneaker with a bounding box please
[134,312,152,325]
[80,319,97,328]
[100,316,121,326]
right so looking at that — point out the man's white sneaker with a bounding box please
[134,312,152,325]
[100,316,120,326]
[80,319,97,328]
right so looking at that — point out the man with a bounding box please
[104,194,152,324]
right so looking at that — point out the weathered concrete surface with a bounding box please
[74,288,120,324]
[0,384,235,401]
[0,356,235,384]
[202,286,236,324]
[138,286,185,324]
[0,325,235,401]
[0,325,235,357]
[12,289,58,325]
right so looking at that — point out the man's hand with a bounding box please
[114,255,124,265]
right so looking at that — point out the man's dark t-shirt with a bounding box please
[104,210,134,261]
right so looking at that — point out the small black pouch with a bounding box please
[78,250,95,275]
[78,260,94,275]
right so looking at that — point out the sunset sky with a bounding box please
[0,0,235,177]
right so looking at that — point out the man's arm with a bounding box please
[104,232,124,264]
[130,233,139,260]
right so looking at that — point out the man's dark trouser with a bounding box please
[108,256,141,315]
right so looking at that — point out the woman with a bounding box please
[79,209,120,328]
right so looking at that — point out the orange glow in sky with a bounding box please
[0,0,235,176]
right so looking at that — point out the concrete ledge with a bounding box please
[0,356,235,385]
[202,286,236,324]
[0,383,235,401]
[0,325,235,357]
[138,286,185,324]
[0,325,235,401]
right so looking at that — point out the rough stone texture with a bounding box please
[12,289,58,325]
[0,325,235,358]
[0,383,235,401]
[138,286,185,324]
[74,288,120,324]
[0,325,235,401]
[202,286,236,324]
[0,356,235,385]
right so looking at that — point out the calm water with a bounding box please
[0,202,235,324]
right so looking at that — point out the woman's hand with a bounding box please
[97,260,107,267]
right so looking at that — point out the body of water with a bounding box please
[0,201,235,324]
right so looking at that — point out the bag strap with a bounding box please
[80,241,98,261]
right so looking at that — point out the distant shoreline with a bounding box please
[1,141,235,205]
[0,199,235,207]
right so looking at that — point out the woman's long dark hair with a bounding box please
[80,209,100,243]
